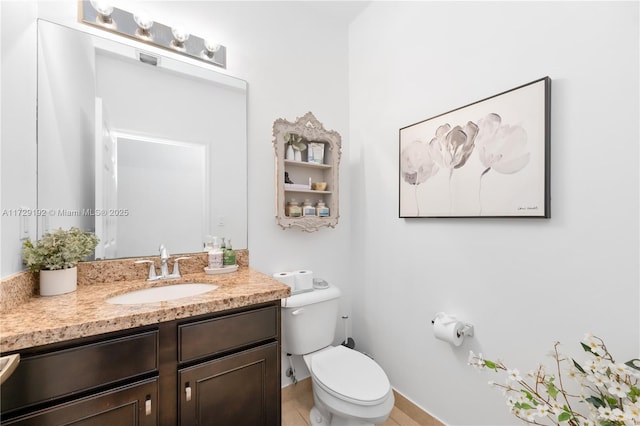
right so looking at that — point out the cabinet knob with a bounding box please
[145,396,152,416]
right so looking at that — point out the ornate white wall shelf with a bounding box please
[272,112,341,232]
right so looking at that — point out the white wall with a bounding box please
[348,2,639,425]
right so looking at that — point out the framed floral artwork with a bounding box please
[399,77,551,218]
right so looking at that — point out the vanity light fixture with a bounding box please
[79,0,227,68]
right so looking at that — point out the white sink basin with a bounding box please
[107,283,218,305]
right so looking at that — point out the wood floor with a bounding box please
[282,378,444,426]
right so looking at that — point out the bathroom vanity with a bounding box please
[0,265,289,426]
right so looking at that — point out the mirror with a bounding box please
[36,20,247,259]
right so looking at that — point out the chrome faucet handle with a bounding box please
[159,244,168,260]
[135,260,157,280]
[172,257,192,277]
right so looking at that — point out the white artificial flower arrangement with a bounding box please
[284,132,307,152]
[468,334,640,425]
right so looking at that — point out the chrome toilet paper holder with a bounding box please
[431,313,474,338]
[457,323,474,338]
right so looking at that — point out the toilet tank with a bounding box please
[281,285,341,355]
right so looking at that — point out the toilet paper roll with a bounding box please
[293,270,314,291]
[433,315,465,346]
[273,272,296,289]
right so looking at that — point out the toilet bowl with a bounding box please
[281,284,394,426]
[303,345,394,426]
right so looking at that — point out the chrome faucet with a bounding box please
[159,244,170,278]
[134,244,192,281]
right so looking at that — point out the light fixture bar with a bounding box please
[79,0,226,69]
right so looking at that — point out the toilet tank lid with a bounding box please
[281,285,341,308]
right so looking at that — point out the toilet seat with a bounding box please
[309,345,391,406]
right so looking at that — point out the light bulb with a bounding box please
[90,0,113,16]
[171,27,190,43]
[202,39,220,59]
[134,14,153,31]
[133,12,153,40]
[89,0,114,25]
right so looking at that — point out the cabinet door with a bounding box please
[179,342,279,426]
[2,378,158,426]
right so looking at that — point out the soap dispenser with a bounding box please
[208,240,223,269]
[223,239,236,266]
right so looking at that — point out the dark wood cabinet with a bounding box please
[1,301,281,426]
[179,343,279,426]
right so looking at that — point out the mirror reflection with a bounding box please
[37,20,248,258]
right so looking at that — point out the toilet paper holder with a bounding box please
[431,313,474,338]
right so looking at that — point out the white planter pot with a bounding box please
[39,266,78,296]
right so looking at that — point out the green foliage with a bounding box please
[22,227,99,271]
[558,411,572,422]
[483,359,498,370]
[546,378,559,399]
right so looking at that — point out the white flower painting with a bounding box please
[399,77,550,218]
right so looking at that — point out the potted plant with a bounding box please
[284,132,307,161]
[22,227,99,296]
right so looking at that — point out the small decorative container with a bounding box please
[311,182,327,191]
[286,199,302,217]
[302,199,316,216]
[316,200,329,217]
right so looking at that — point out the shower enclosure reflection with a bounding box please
[37,20,247,258]
[95,127,208,258]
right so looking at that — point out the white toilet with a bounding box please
[281,284,394,426]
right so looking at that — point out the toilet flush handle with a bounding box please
[291,308,305,316]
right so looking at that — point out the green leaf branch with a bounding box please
[469,335,639,425]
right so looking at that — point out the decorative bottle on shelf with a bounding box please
[286,199,302,217]
[223,239,236,266]
[316,200,329,217]
[286,144,295,160]
[302,199,316,217]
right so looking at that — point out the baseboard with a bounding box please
[392,388,445,425]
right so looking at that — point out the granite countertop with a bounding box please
[0,267,290,353]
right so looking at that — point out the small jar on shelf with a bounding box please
[316,200,329,217]
[286,199,302,217]
[302,199,316,216]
